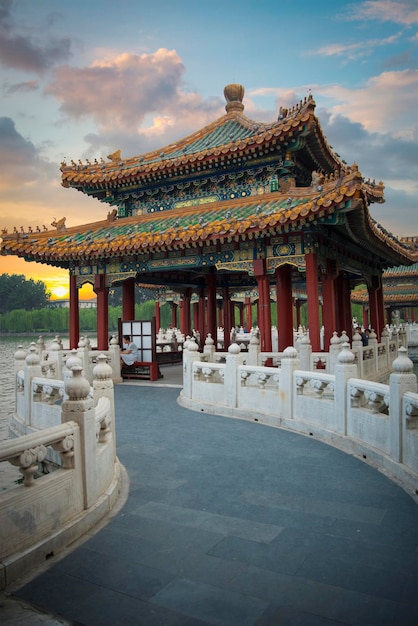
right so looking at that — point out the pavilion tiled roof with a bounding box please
[1,165,415,268]
[59,88,342,196]
[1,84,416,271]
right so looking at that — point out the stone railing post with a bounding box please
[61,365,97,508]
[368,329,378,376]
[77,336,91,383]
[247,332,260,366]
[23,345,42,428]
[182,340,202,400]
[108,334,122,383]
[389,347,417,463]
[298,334,312,372]
[280,347,300,420]
[48,335,64,379]
[36,335,46,357]
[381,327,390,370]
[334,343,358,435]
[351,330,363,378]
[64,350,82,401]
[329,331,342,375]
[399,325,407,350]
[93,354,116,461]
[203,333,215,361]
[225,343,244,409]
[14,344,27,374]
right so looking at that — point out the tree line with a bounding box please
[0,274,50,314]
[0,302,174,334]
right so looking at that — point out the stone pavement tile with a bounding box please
[100,513,227,560]
[130,501,283,543]
[14,571,209,626]
[109,512,225,553]
[310,532,418,574]
[207,527,322,576]
[329,514,418,548]
[239,489,387,525]
[151,577,267,626]
[252,575,417,626]
[254,605,343,626]
[53,549,175,602]
[135,544,248,585]
[296,552,411,603]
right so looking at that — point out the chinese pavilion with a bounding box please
[1,84,416,351]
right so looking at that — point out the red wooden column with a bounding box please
[122,277,135,321]
[222,286,232,350]
[245,296,252,330]
[198,291,206,339]
[294,298,301,328]
[94,274,109,351]
[182,289,192,337]
[368,275,383,340]
[192,301,199,331]
[238,303,244,328]
[305,253,321,352]
[334,272,351,336]
[170,302,178,328]
[217,302,223,328]
[69,274,80,349]
[377,279,385,339]
[206,273,217,345]
[362,305,369,330]
[342,279,353,339]
[275,264,294,350]
[254,259,272,352]
[321,261,337,350]
[155,301,161,331]
[179,299,185,334]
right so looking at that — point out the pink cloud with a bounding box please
[46,49,186,129]
[46,49,225,159]
[344,1,418,25]
[316,69,418,137]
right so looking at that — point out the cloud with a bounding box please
[310,33,401,61]
[344,1,418,25]
[0,0,72,73]
[0,116,38,169]
[318,109,417,237]
[46,49,224,158]
[3,79,39,94]
[46,49,186,128]
[315,69,418,138]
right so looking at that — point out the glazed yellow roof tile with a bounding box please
[59,94,330,192]
[1,170,415,267]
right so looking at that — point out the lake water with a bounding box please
[0,335,72,488]
[0,335,71,443]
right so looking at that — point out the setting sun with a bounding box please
[51,285,68,299]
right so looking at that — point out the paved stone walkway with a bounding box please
[5,368,418,625]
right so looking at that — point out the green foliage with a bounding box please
[0,274,50,314]
[0,299,171,334]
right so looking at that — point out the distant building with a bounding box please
[48,299,96,309]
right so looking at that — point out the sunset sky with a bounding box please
[0,0,417,300]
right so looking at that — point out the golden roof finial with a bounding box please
[224,84,245,114]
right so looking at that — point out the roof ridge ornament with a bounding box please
[224,83,245,114]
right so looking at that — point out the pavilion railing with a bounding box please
[1,351,121,590]
[180,340,418,499]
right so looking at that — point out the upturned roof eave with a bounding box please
[60,96,343,192]
[2,175,415,269]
